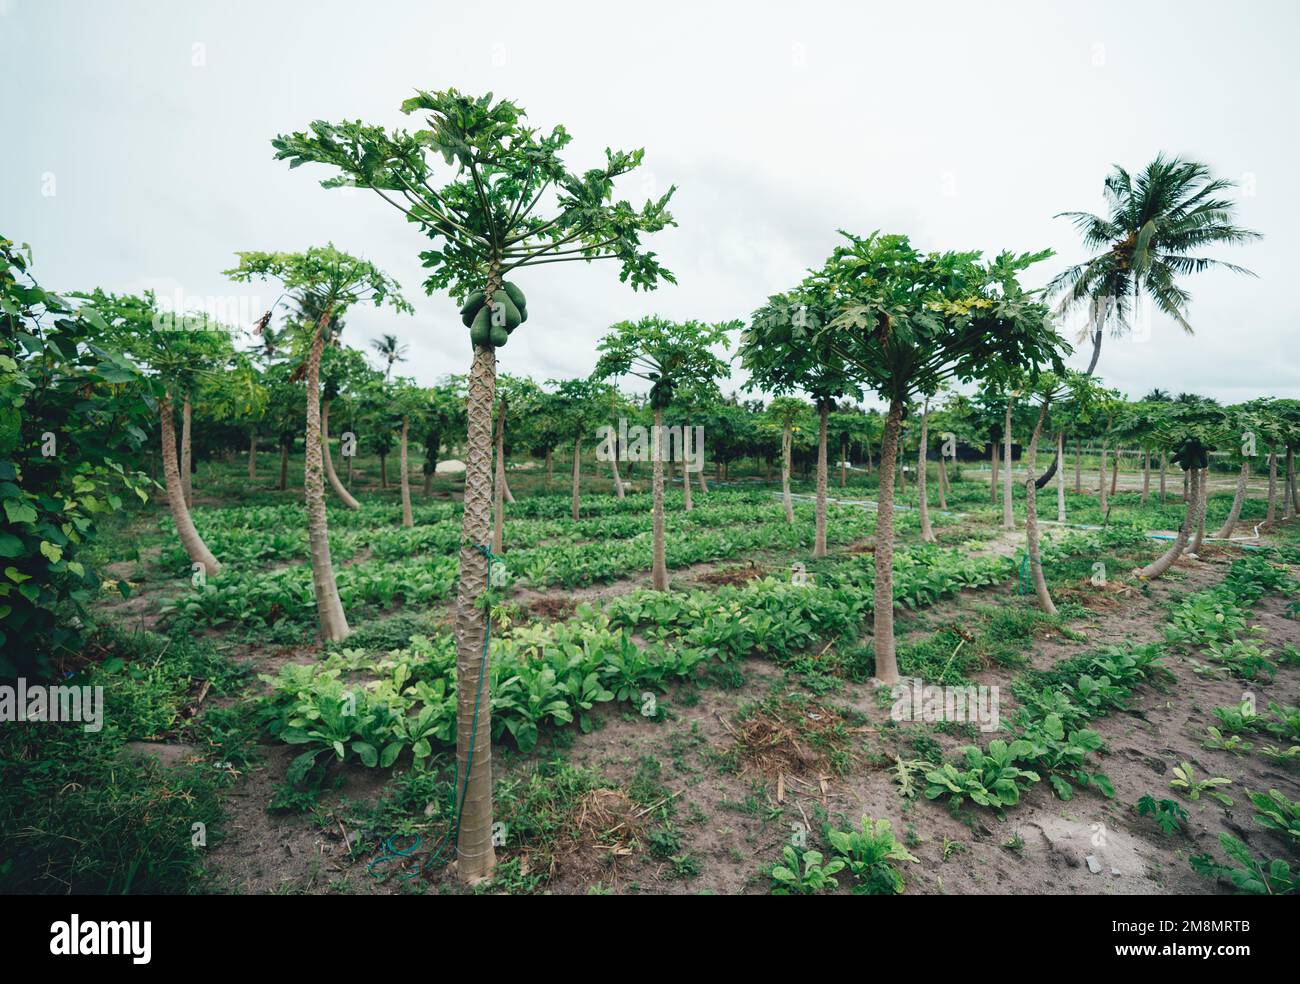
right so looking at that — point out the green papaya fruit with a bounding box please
[501,281,526,311]
[460,290,486,317]
[469,306,492,348]
[490,324,509,347]
[490,293,522,330]
[461,291,487,328]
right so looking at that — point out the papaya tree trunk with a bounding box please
[611,424,626,499]
[492,400,506,553]
[873,400,905,684]
[697,466,708,496]
[379,453,388,489]
[159,393,220,576]
[1056,433,1066,523]
[917,399,935,544]
[814,402,829,557]
[652,409,667,590]
[304,310,349,642]
[279,438,289,492]
[1191,468,1209,554]
[781,420,794,523]
[400,416,413,529]
[682,442,694,513]
[453,341,497,884]
[1098,442,1108,513]
[424,468,433,497]
[1024,402,1056,615]
[1266,451,1278,528]
[1284,447,1294,514]
[571,434,582,521]
[1214,461,1250,539]
[1287,448,1296,521]
[321,401,361,510]
[181,394,193,508]
[1110,449,1119,496]
[937,454,948,511]
[503,473,515,504]
[1140,467,1200,580]
[1002,398,1014,530]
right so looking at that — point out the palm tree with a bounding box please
[371,332,409,380]
[1049,154,1260,375]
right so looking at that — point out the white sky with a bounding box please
[3,0,1296,409]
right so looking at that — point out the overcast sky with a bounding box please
[3,0,1296,408]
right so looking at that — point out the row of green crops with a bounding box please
[155,492,860,572]
[925,555,1297,813]
[165,555,460,625]
[1164,553,1299,680]
[259,542,1026,771]
[919,555,1299,894]
[164,500,906,625]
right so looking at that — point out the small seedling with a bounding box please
[1170,762,1233,807]
[1136,794,1188,835]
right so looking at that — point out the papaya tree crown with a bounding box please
[593,316,735,410]
[272,89,678,303]
[811,230,1067,408]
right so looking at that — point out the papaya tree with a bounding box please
[544,377,608,523]
[594,317,732,589]
[418,379,466,497]
[927,394,983,509]
[742,289,861,555]
[521,386,568,488]
[385,378,426,528]
[1138,400,1228,580]
[273,89,676,881]
[1212,403,1262,540]
[490,374,543,550]
[827,405,865,489]
[700,397,751,485]
[812,232,1065,684]
[225,247,409,643]
[319,332,378,507]
[1278,400,1300,520]
[86,290,232,577]
[761,397,813,524]
[263,361,304,492]
[199,350,267,484]
[1245,398,1284,528]
[1018,370,1092,614]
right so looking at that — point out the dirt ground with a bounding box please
[184,523,1300,895]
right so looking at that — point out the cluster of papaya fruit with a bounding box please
[460,281,528,349]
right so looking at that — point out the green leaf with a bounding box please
[3,499,37,525]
